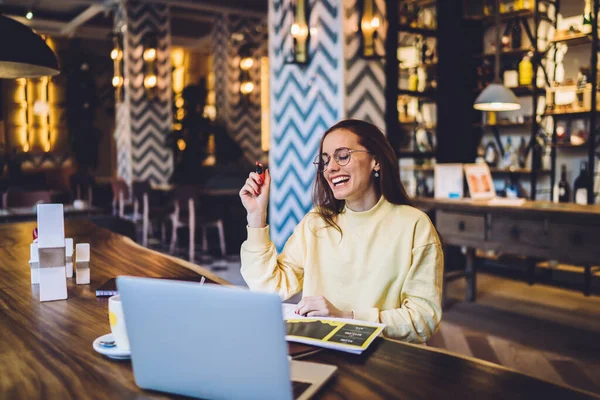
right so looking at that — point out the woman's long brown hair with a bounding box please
[312,119,413,234]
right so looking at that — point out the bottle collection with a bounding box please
[555,162,592,204]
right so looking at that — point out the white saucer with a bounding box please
[93,333,131,360]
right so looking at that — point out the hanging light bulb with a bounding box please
[240,57,254,71]
[143,47,156,61]
[240,81,254,95]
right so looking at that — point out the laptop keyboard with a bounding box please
[292,380,312,399]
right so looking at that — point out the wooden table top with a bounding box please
[414,197,600,216]
[0,220,596,399]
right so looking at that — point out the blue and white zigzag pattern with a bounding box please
[343,0,386,131]
[123,0,172,185]
[269,0,344,250]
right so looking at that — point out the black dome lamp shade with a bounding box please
[0,15,60,78]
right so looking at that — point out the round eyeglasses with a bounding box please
[312,148,372,172]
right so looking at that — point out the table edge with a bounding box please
[118,235,232,286]
[383,338,600,399]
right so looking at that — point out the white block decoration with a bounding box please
[65,238,74,278]
[36,204,67,302]
[29,242,40,285]
[75,243,90,285]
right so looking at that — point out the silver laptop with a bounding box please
[117,276,337,400]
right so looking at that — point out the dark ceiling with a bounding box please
[0,0,268,49]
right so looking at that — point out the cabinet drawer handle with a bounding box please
[458,221,466,232]
[510,226,520,239]
[570,233,583,246]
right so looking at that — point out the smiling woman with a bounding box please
[239,119,444,343]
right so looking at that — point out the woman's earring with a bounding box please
[374,171,379,178]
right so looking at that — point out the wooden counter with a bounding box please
[414,198,600,299]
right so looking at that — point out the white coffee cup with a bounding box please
[108,295,130,351]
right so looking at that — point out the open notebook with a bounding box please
[282,304,385,355]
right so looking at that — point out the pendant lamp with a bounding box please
[0,15,60,78]
[473,0,520,112]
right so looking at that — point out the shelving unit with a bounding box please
[473,48,545,59]
[385,0,439,197]
[397,25,437,37]
[467,0,556,200]
[465,8,553,24]
[548,0,599,205]
[549,32,595,46]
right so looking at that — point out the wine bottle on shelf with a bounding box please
[517,137,527,168]
[511,19,522,49]
[408,68,418,91]
[583,0,592,32]
[573,161,590,205]
[558,164,571,203]
[503,137,518,169]
[519,54,533,86]
[417,66,427,92]
[416,172,429,197]
[504,62,519,88]
[485,140,499,167]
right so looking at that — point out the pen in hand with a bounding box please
[255,161,265,183]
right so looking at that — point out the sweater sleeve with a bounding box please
[240,222,307,301]
[353,220,444,344]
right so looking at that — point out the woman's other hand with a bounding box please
[295,296,353,319]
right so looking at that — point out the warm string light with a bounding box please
[143,47,156,61]
[40,76,51,152]
[171,48,186,131]
[238,46,255,95]
[240,82,255,95]
[111,34,124,103]
[240,57,254,71]
[143,34,158,98]
[203,72,216,121]
[18,78,30,152]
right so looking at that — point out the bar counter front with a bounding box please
[0,220,596,399]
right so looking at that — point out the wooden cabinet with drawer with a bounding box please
[436,210,486,241]
[487,215,550,250]
[550,223,600,265]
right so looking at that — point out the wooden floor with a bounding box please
[428,273,600,396]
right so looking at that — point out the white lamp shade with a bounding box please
[474,83,521,111]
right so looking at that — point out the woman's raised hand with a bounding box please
[239,163,270,228]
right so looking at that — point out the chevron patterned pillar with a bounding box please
[211,16,267,163]
[343,0,386,130]
[212,15,229,127]
[268,0,388,250]
[114,0,173,185]
[269,0,345,250]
